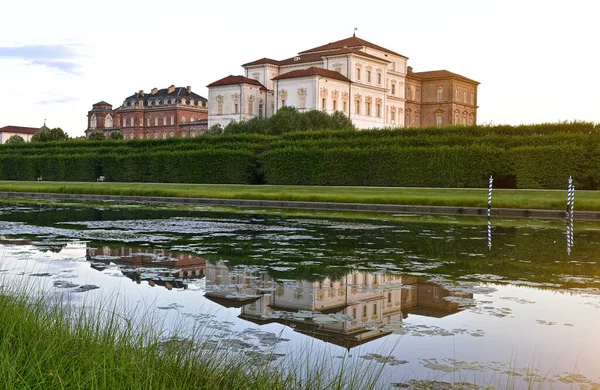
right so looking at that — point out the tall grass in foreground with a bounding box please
[0,277,387,390]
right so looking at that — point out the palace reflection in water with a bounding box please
[83,245,470,349]
[204,261,471,349]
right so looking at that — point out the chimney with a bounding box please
[407,66,413,74]
[168,85,176,94]
[151,87,158,95]
[186,86,191,93]
[138,90,144,96]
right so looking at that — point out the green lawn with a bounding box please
[0,181,594,211]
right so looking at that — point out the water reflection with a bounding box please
[86,246,206,290]
[205,261,471,349]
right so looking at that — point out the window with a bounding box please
[130,118,134,126]
[259,104,264,118]
[376,103,381,118]
[90,114,97,129]
[154,117,158,126]
[406,86,411,100]
[437,86,444,101]
[105,114,113,128]
[147,118,150,127]
[391,84,395,95]
[471,91,474,105]
[356,68,361,81]
[377,73,381,84]
[366,102,371,116]
[436,114,443,126]
[234,103,239,114]
[163,117,166,126]
[455,113,459,124]
[171,116,174,125]
[182,117,186,123]
[373,303,377,315]
[416,88,421,100]
[391,111,396,122]
[333,100,337,111]
[387,292,392,303]
[367,70,371,82]
[343,102,347,112]
[355,100,360,114]
[455,88,459,100]
[333,64,342,73]
[416,114,420,127]
[352,307,357,319]
[280,99,285,107]
[248,100,253,115]
[464,91,467,103]
[322,98,326,110]
[463,115,467,125]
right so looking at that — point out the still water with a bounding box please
[0,202,599,389]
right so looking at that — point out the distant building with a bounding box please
[0,125,39,143]
[207,34,479,129]
[86,85,208,139]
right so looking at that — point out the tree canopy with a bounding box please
[5,134,25,144]
[222,108,355,135]
[31,127,70,142]
[88,130,106,140]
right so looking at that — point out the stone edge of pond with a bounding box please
[1,191,598,221]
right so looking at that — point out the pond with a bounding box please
[0,202,599,389]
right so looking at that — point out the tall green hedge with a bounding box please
[0,122,598,189]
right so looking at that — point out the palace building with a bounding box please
[0,125,40,143]
[207,35,479,129]
[85,85,208,139]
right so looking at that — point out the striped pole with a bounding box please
[570,182,575,219]
[488,176,493,218]
[567,216,573,255]
[566,176,573,219]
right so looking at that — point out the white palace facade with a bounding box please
[207,35,479,129]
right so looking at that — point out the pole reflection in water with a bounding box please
[566,216,574,255]
[204,261,472,350]
[487,217,492,250]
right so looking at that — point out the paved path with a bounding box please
[1,191,597,220]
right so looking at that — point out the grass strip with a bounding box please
[0,181,597,211]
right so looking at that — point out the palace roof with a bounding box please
[242,57,281,67]
[278,47,389,67]
[0,125,39,135]
[206,75,267,89]
[273,67,351,83]
[299,35,407,58]
[411,70,480,85]
[124,86,207,102]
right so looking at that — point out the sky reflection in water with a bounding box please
[0,203,599,389]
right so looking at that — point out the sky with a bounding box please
[0,0,598,137]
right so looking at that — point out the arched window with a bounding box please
[105,114,113,128]
[90,114,97,129]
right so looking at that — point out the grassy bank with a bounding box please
[0,181,598,211]
[0,284,385,390]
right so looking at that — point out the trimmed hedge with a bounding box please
[0,122,598,189]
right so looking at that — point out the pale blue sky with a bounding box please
[1,0,598,136]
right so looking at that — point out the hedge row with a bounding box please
[0,123,598,189]
[0,150,254,184]
[260,144,597,189]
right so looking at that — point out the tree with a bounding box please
[5,134,25,144]
[88,130,105,140]
[206,123,224,135]
[31,126,70,142]
[109,130,124,140]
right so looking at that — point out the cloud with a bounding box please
[34,96,78,105]
[0,44,81,74]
